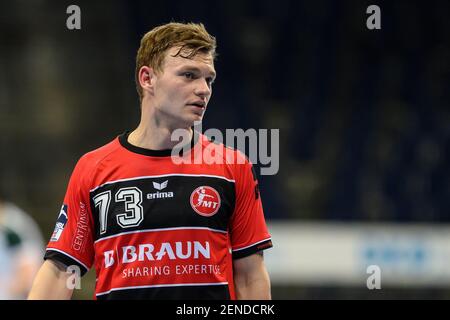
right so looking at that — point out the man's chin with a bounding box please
[176,116,203,130]
[187,114,204,125]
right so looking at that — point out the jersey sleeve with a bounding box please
[44,155,95,276]
[229,158,273,259]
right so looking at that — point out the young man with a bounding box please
[0,198,44,299]
[28,22,272,300]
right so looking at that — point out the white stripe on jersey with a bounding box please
[90,173,235,192]
[94,226,228,244]
[46,248,90,271]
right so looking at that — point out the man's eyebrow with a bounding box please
[180,66,216,79]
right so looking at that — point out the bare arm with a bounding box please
[9,252,40,299]
[27,260,74,300]
[233,252,271,300]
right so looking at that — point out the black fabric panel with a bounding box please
[96,284,230,300]
[90,176,235,241]
[118,130,199,157]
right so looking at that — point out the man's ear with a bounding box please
[139,66,157,96]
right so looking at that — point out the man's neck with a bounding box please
[128,122,193,151]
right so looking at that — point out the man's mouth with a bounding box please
[187,101,206,109]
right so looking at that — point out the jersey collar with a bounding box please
[118,130,199,157]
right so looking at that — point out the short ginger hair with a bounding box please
[135,22,217,101]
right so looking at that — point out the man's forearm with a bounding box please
[233,252,272,300]
[235,278,271,299]
[28,260,74,300]
[234,268,271,300]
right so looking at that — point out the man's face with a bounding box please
[151,46,216,129]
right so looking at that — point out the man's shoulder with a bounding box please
[76,135,122,170]
[199,133,249,166]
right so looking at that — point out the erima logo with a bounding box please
[50,204,68,242]
[153,180,168,190]
[147,180,174,200]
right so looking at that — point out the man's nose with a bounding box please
[194,79,211,98]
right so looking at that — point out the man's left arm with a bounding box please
[233,252,271,300]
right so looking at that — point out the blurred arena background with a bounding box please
[0,0,449,299]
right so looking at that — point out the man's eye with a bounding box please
[184,72,194,79]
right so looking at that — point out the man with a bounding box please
[0,198,44,299]
[28,22,272,300]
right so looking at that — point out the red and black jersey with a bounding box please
[45,131,272,300]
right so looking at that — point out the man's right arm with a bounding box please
[28,259,74,300]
